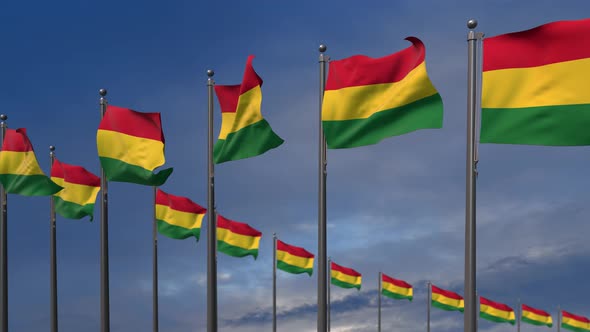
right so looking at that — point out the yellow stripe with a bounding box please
[155,205,204,229]
[331,270,361,285]
[51,177,100,205]
[563,317,590,329]
[322,63,438,121]
[522,310,552,324]
[276,250,313,269]
[0,151,44,176]
[480,304,515,320]
[217,228,260,250]
[97,130,165,170]
[382,282,412,296]
[432,293,464,308]
[218,86,264,139]
[483,57,590,109]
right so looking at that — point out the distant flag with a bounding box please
[431,285,464,312]
[479,296,515,325]
[381,273,412,301]
[330,261,361,290]
[217,214,262,259]
[155,189,206,241]
[213,55,284,163]
[276,240,314,276]
[96,105,173,186]
[50,158,100,220]
[0,128,62,196]
[321,37,443,149]
[561,310,590,332]
[521,304,553,327]
[481,18,590,146]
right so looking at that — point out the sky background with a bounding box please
[1,0,589,331]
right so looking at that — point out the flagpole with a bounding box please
[99,88,110,332]
[377,272,381,332]
[152,187,158,332]
[0,113,7,332]
[427,281,431,332]
[517,298,520,332]
[557,306,560,332]
[464,19,482,332]
[206,69,218,332]
[272,233,277,332]
[49,146,58,332]
[327,256,331,332]
[317,44,328,332]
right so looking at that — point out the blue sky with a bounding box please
[1,0,590,331]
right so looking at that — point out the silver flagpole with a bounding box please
[153,187,158,332]
[427,281,431,332]
[327,256,331,332]
[557,306,560,332]
[517,299,520,332]
[0,114,7,332]
[99,89,110,332]
[317,43,328,332]
[49,146,58,332]
[464,19,483,332]
[273,233,277,332]
[378,272,381,332]
[206,69,218,332]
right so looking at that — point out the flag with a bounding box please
[481,18,590,146]
[479,296,515,325]
[0,128,62,196]
[155,189,206,241]
[50,158,100,220]
[213,55,284,163]
[276,239,314,276]
[97,105,173,186]
[381,273,412,301]
[321,37,443,149]
[522,304,553,327]
[330,262,361,290]
[431,285,464,312]
[562,310,590,332]
[217,214,262,259]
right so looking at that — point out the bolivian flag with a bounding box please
[522,304,552,327]
[97,105,173,186]
[155,189,206,241]
[213,55,284,164]
[562,310,590,332]
[330,261,361,290]
[0,128,62,196]
[276,239,314,276]
[51,158,100,220]
[479,296,515,325]
[381,273,412,301]
[217,214,262,259]
[431,284,463,312]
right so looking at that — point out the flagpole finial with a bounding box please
[319,44,327,53]
[49,146,55,152]
[207,69,214,77]
[99,88,107,97]
[467,19,478,29]
[0,114,6,121]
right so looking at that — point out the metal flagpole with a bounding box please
[464,19,483,332]
[327,256,331,332]
[273,233,277,332]
[49,146,58,332]
[427,282,431,332]
[99,89,110,332]
[0,114,7,332]
[317,43,328,332]
[206,69,218,332]
[378,272,381,332]
[557,306,560,332]
[517,299,520,332]
[153,187,158,332]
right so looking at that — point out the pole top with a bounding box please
[467,19,478,29]
[0,114,6,121]
[99,88,107,97]
[319,44,327,53]
[49,145,55,152]
[207,69,215,77]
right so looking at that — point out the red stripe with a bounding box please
[51,158,100,187]
[381,273,411,289]
[325,37,425,90]
[522,304,551,317]
[214,55,262,114]
[563,310,590,323]
[330,262,361,277]
[277,240,314,258]
[217,214,262,237]
[480,297,513,312]
[484,18,590,71]
[431,285,463,300]
[1,128,33,152]
[98,105,164,142]
[155,189,206,214]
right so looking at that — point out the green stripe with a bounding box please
[322,93,443,149]
[277,260,313,276]
[217,240,258,259]
[522,316,552,327]
[562,323,590,332]
[382,289,412,301]
[0,174,62,196]
[99,157,173,186]
[214,119,284,164]
[432,300,464,312]
[480,312,515,325]
[480,104,590,146]
[157,220,200,241]
[331,277,361,290]
[54,196,94,221]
